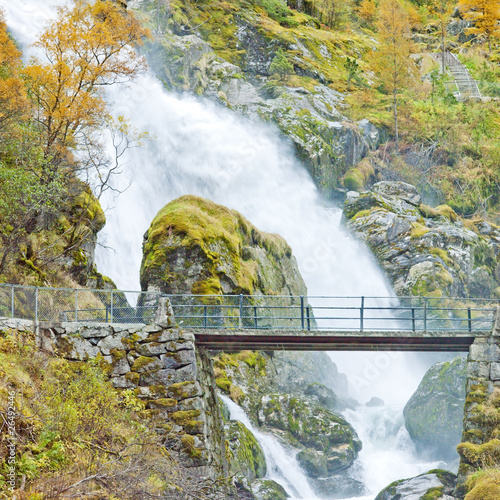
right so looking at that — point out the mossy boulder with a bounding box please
[404,357,466,460]
[374,469,456,500]
[258,394,361,473]
[344,181,500,298]
[225,420,266,481]
[251,478,290,500]
[140,195,307,297]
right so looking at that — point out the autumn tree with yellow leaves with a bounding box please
[459,0,500,53]
[23,0,149,184]
[0,1,149,279]
[371,0,416,149]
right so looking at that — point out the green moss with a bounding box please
[73,186,106,231]
[171,410,203,433]
[342,159,376,191]
[141,195,290,295]
[167,381,199,399]
[411,221,431,239]
[131,356,156,372]
[421,486,444,500]
[149,398,177,409]
[181,434,203,459]
[125,371,140,385]
[458,440,500,468]
[465,469,500,499]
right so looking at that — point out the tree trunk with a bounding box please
[394,90,398,150]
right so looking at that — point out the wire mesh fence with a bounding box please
[0,283,497,333]
[0,284,160,324]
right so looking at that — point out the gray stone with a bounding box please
[161,349,196,370]
[467,361,490,378]
[375,470,456,500]
[112,375,135,389]
[490,362,500,381]
[140,364,197,386]
[60,337,100,360]
[136,342,170,356]
[97,332,129,355]
[154,297,175,328]
[111,357,130,376]
[79,327,110,339]
[404,357,466,460]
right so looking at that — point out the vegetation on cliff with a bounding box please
[0,1,148,287]
[0,327,183,498]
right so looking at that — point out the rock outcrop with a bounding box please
[214,350,363,498]
[344,181,500,298]
[375,469,457,500]
[140,195,306,298]
[404,357,467,460]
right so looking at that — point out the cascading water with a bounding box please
[220,395,316,499]
[4,2,456,498]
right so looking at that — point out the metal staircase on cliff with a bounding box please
[432,51,482,100]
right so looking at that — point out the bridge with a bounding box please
[1,283,498,352]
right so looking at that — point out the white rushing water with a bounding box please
[221,394,317,499]
[4,2,453,498]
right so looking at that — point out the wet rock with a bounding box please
[404,357,466,460]
[374,469,457,500]
[344,181,500,298]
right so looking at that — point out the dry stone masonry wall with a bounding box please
[0,301,227,484]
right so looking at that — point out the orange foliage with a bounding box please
[0,9,28,133]
[357,0,377,26]
[23,0,149,164]
[459,0,500,52]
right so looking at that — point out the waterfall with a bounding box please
[343,406,451,498]
[220,394,317,499]
[4,2,455,499]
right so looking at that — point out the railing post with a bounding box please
[412,307,416,332]
[204,305,208,328]
[468,307,472,333]
[306,306,311,331]
[300,296,305,330]
[423,298,427,332]
[239,294,243,328]
[360,296,365,332]
[11,285,14,319]
[75,289,78,322]
[35,287,39,322]
[254,306,258,329]
[110,290,114,323]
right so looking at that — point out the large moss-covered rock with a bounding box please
[140,195,306,297]
[375,469,457,500]
[132,0,382,198]
[344,181,500,298]
[259,394,361,472]
[404,357,467,460]
[225,420,266,481]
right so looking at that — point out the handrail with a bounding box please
[0,283,497,333]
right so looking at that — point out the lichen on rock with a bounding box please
[140,194,307,298]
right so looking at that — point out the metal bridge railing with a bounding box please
[0,284,497,333]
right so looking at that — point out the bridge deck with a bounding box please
[193,329,490,352]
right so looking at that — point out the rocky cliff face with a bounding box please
[344,181,500,298]
[404,357,467,461]
[130,0,382,198]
